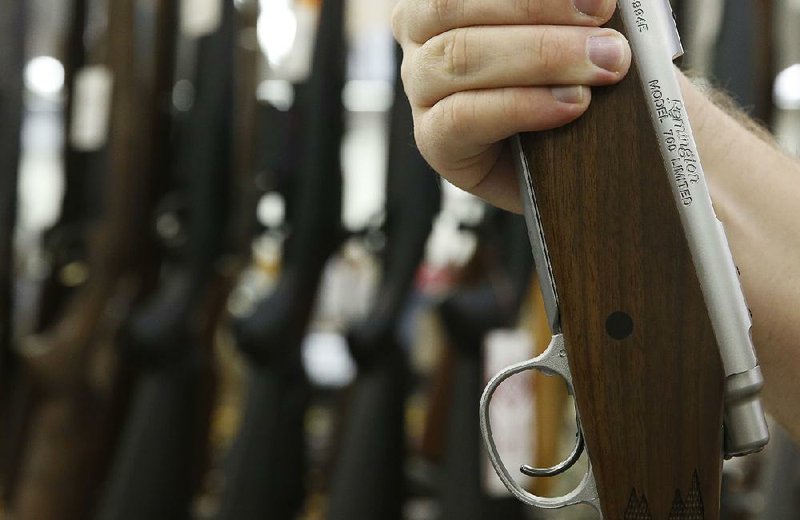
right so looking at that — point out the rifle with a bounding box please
[1,0,100,497]
[215,0,345,517]
[0,0,25,415]
[325,47,441,520]
[435,210,531,520]
[480,2,769,518]
[34,0,106,330]
[0,2,25,491]
[92,1,240,518]
[9,0,172,517]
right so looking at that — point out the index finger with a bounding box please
[393,0,617,44]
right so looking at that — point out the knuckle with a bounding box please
[413,113,438,165]
[391,3,404,41]
[416,94,477,170]
[532,27,558,73]
[501,89,527,121]
[433,0,462,27]
[517,0,543,20]
[399,55,413,97]
[442,28,476,77]
[401,51,430,106]
[444,92,478,136]
[407,26,479,106]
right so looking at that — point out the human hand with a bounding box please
[392,0,632,212]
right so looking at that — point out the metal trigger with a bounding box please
[520,427,585,478]
[479,334,601,514]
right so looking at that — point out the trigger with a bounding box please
[520,429,585,478]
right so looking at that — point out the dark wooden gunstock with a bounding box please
[9,0,172,517]
[520,11,725,519]
[34,0,107,330]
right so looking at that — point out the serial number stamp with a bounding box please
[630,1,649,32]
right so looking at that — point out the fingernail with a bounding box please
[587,34,625,73]
[573,0,608,18]
[551,86,585,104]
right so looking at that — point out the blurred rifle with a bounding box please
[215,0,346,518]
[8,0,174,517]
[1,0,95,497]
[34,0,106,329]
[95,1,262,517]
[678,0,774,126]
[712,0,775,126]
[435,210,531,520]
[0,1,25,493]
[0,0,25,415]
[326,47,441,520]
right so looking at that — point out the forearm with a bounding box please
[680,72,800,440]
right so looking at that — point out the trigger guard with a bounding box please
[479,334,602,514]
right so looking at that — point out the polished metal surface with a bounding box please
[479,334,601,515]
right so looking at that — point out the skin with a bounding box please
[392,0,800,442]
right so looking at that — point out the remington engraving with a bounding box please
[669,158,693,205]
[650,79,698,206]
[649,79,669,122]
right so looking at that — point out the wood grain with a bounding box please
[520,12,725,519]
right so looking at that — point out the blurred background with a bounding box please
[0,0,798,519]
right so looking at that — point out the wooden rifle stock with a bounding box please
[517,11,726,518]
[1,0,94,495]
[35,0,108,329]
[436,211,531,520]
[215,1,345,518]
[9,0,172,517]
[326,48,441,520]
